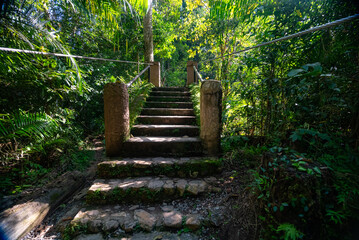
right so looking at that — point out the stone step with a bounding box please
[97,157,222,178]
[152,87,188,92]
[147,96,191,102]
[72,232,198,240]
[137,116,196,125]
[70,205,205,235]
[131,124,199,137]
[141,108,194,116]
[86,177,220,205]
[122,137,202,157]
[150,91,190,97]
[144,101,193,109]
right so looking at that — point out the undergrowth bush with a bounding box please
[222,134,359,240]
[129,81,153,127]
[189,84,200,126]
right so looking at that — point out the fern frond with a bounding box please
[0,111,59,142]
[277,223,304,240]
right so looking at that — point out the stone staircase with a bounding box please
[68,87,222,239]
[123,87,202,157]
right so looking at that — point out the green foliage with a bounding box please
[246,144,358,239]
[60,150,95,172]
[201,1,359,237]
[129,81,153,127]
[0,111,59,141]
[1,1,358,239]
[0,159,49,196]
[276,223,303,240]
[0,111,64,164]
[189,84,200,126]
[62,223,89,240]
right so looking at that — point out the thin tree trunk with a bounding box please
[143,1,154,63]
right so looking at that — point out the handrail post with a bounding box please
[200,80,222,156]
[187,61,198,86]
[149,61,161,87]
[104,82,130,156]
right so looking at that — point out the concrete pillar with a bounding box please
[200,80,222,156]
[149,61,161,87]
[104,82,130,157]
[187,61,198,86]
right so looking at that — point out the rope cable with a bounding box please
[0,47,151,65]
[200,14,359,64]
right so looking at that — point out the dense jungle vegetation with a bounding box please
[1,0,359,239]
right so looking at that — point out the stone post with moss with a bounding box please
[150,61,161,87]
[186,61,198,86]
[104,82,130,157]
[200,80,222,156]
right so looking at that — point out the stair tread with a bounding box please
[141,108,194,116]
[101,156,218,163]
[155,90,189,93]
[131,125,199,137]
[97,157,222,178]
[149,96,190,98]
[90,177,212,188]
[150,91,190,94]
[148,96,191,101]
[71,204,206,233]
[86,176,219,204]
[126,136,200,143]
[150,93,190,97]
[137,115,197,126]
[144,102,193,108]
[145,101,193,104]
[152,87,188,90]
[142,108,194,111]
[138,115,196,118]
[132,124,199,129]
[73,232,198,240]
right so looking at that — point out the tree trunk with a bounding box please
[143,1,154,62]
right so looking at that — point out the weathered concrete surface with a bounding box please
[150,62,161,87]
[151,91,190,96]
[86,177,218,204]
[97,157,222,178]
[152,87,188,92]
[141,108,194,116]
[144,101,193,109]
[187,61,198,86]
[147,96,191,102]
[132,124,199,137]
[74,231,198,240]
[70,205,203,235]
[137,115,196,125]
[104,82,130,157]
[200,80,222,156]
[122,136,203,157]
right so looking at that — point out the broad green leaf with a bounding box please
[288,68,305,77]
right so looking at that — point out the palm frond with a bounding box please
[0,111,59,142]
[1,2,85,92]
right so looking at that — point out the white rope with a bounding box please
[200,14,359,64]
[127,65,150,87]
[0,47,151,65]
[193,66,204,82]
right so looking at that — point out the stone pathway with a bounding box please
[67,87,223,239]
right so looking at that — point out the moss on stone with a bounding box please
[98,158,222,179]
